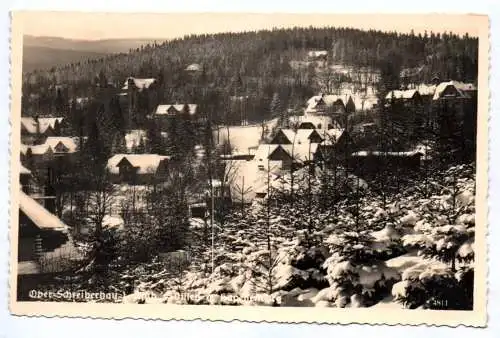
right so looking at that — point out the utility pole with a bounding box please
[206,111,216,274]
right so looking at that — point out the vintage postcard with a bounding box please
[9,12,489,326]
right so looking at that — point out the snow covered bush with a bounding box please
[392,264,474,310]
[392,164,476,309]
[320,230,400,307]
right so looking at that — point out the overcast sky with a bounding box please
[18,12,484,40]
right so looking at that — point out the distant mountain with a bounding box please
[22,35,164,72]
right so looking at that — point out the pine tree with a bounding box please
[269,92,282,119]
[136,137,146,154]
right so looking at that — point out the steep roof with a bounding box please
[305,95,346,113]
[432,81,469,100]
[154,104,198,115]
[122,77,156,91]
[281,143,319,162]
[37,118,63,133]
[276,129,324,145]
[385,89,419,100]
[44,137,79,153]
[21,117,63,134]
[254,144,281,163]
[19,190,67,230]
[416,84,437,96]
[107,154,170,174]
[20,143,53,156]
[20,117,37,134]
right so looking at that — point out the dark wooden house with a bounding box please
[107,154,170,185]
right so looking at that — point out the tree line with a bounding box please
[22,26,478,126]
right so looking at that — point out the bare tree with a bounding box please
[87,172,117,238]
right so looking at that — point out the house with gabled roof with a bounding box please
[43,137,79,155]
[154,104,198,116]
[21,117,63,145]
[107,154,170,184]
[290,113,342,130]
[385,89,422,103]
[17,190,82,278]
[432,81,472,101]
[122,77,157,91]
[20,143,54,170]
[306,94,346,115]
[153,104,200,130]
[269,128,324,145]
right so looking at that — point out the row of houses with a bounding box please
[384,80,477,104]
[304,80,477,118]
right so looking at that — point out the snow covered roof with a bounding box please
[307,50,328,58]
[213,118,279,153]
[274,129,323,144]
[385,89,419,100]
[432,81,470,100]
[224,159,282,202]
[19,190,67,230]
[20,117,37,133]
[122,77,156,91]
[305,95,346,113]
[230,95,250,101]
[154,104,197,115]
[453,81,477,92]
[124,129,147,150]
[290,113,336,130]
[38,117,63,133]
[107,154,170,174]
[416,84,437,96]
[44,137,79,153]
[254,144,281,163]
[20,143,53,156]
[21,117,63,134]
[20,164,31,175]
[281,143,319,162]
[186,63,202,71]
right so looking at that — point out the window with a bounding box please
[258,165,265,171]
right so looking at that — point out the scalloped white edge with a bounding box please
[6,11,490,327]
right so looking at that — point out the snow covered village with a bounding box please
[14,21,480,311]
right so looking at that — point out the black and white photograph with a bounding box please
[9,12,488,325]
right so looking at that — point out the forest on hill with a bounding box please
[22,26,478,125]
